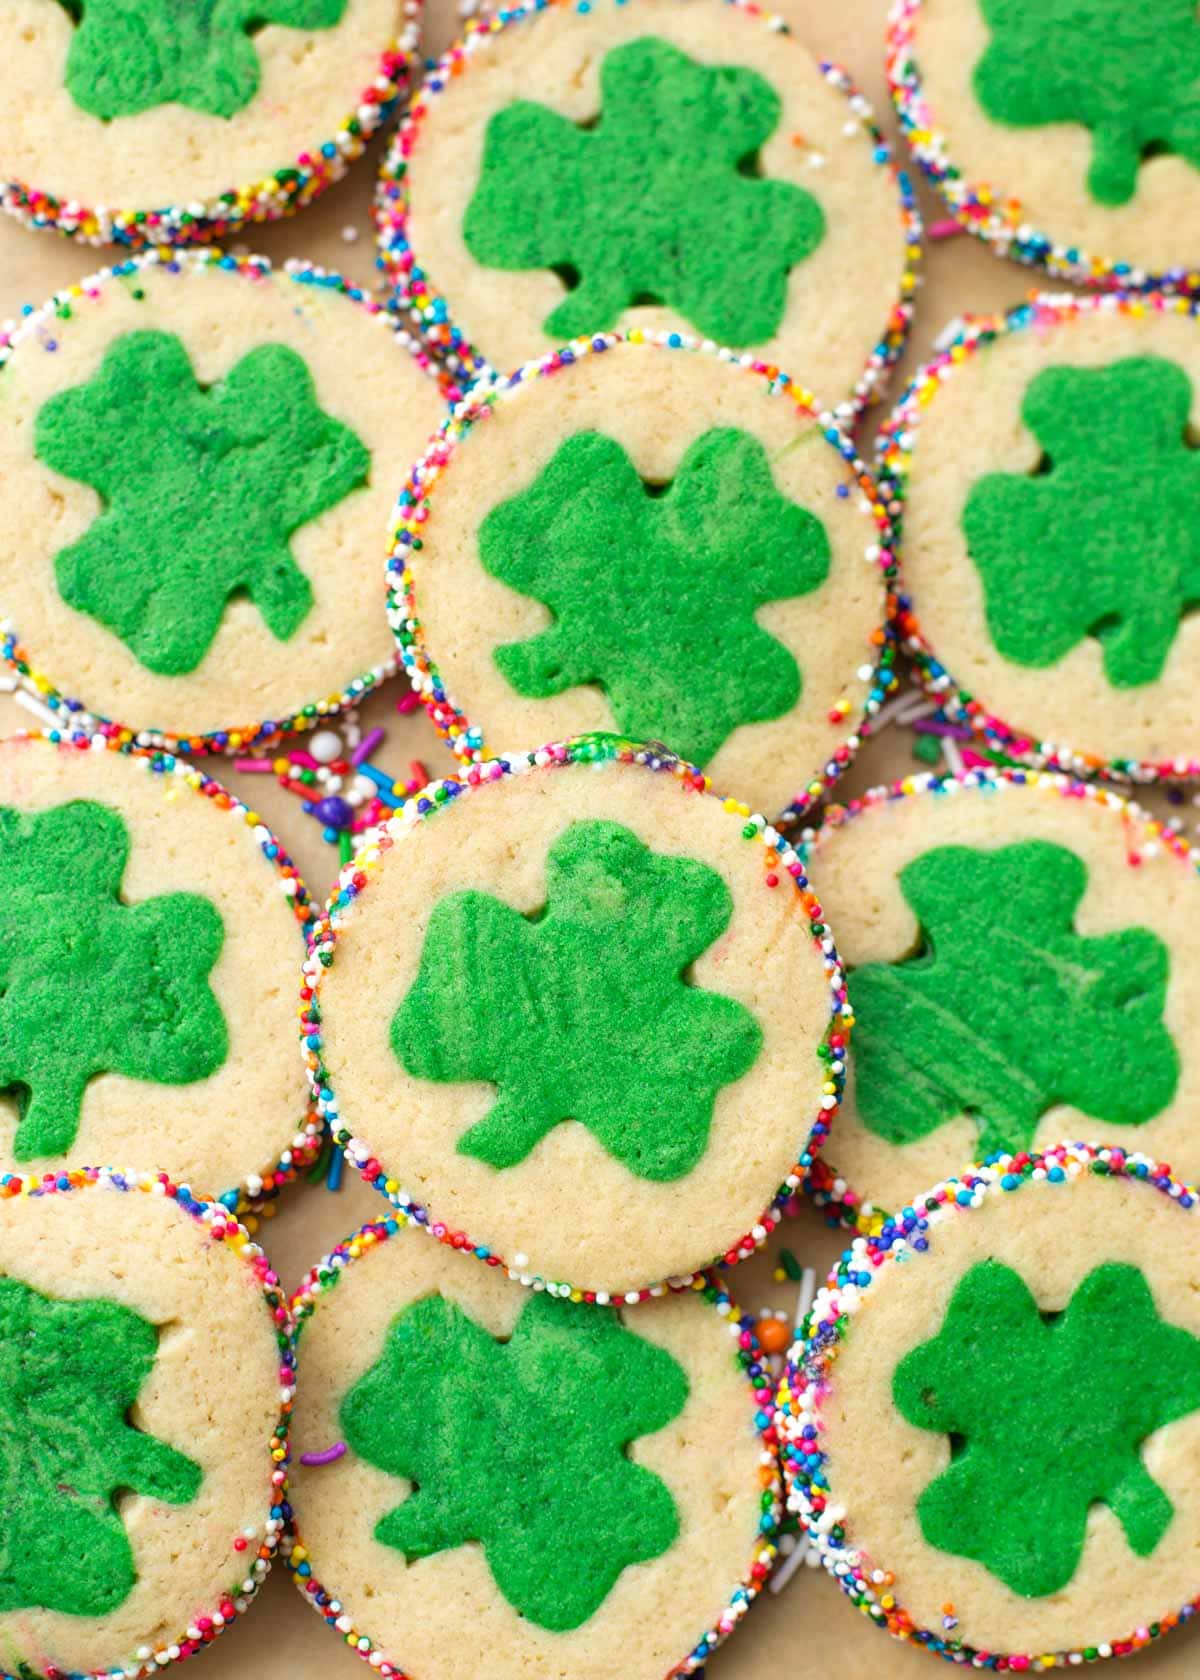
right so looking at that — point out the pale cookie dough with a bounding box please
[0,248,447,754]
[0,1169,288,1679]
[0,732,315,1203]
[0,0,418,246]
[288,1215,778,1680]
[881,292,1200,781]
[779,1143,1200,1666]
[376,0,920,417]
[389,335,896,821]
[301,735,848,1298]
[888,0,1200,288]
[803,767,1200,1228]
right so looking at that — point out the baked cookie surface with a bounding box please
[376,0,920,415]
[390,335,896,819]
[0,1169,288,1679]
[0,249,447,754]
[881,292,1200,781]
[289,1216,778,1680]
[302,735,847,1297]
[779,1144,1200,1666]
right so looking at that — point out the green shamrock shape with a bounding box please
[0,799,228,1161]
[0,1274,201,1615]
[392,818,763,1181]
[962,357,1200,689]
[462,37,826,347]
[973,0,1200,206]
[849,840,1178,1156]
[57,0,348,121]
[341,1289,687,1630]
[478,427,832,768]
[894,1259,1200,1597]
[36,329,370,677]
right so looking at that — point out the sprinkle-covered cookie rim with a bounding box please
[877,288,1200,785]
[777,1140,1200,1669]
[3,729,322,1211]
[299,730,850,1299]
[287,1211,782,1679]
[0,246,450,759]
[373,0,922,418]
[386,328,899,823]
[798,763,1200,1233]
[1,6,421,251]
[0,1164,294,1680]
[886,0,1200,292]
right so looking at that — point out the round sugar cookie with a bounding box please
[389,334,897,822]
[0,1168,290,1679]
[0,248,448,756]
[301,734,848,1298]
[0,731,315,1205]
[375,0,921,417]
[288,1215,780,1680]
[778,1143,1200,1667]
[802,767,1200,1230]
[887,0,1200,289]
[0,0,419,247]
[881,292,1200,782]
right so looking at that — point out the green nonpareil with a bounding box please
[464,36,825,346]
[0,799,228,1159]
[393,817,763,1180]
[894,1259,1200,1595]
[848,839,1178,1154]
[37,329,370,675]
[341,1289,687,1629]
[0,1276,201,1615]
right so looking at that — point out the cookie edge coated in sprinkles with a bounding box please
[799,762,1200,1235]
[0,728,322,1213]
[372,0,922,419]
[777,1139,1200,1668]
[877,288,1200,785]
[0,246,452,760]
[299,730,851,1299]
[0,0,421,250]
[0,1165,294,1680]
[886,0,1200,292]
[387,327,900,825]
[285,1212,783,1678]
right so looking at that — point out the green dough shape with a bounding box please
[961,357,1200,689]
[894,1259,1200,1597]
[0,799,228,1161]
[462,36,826,347]
[478,428,831,767]
[58,0,348,121]
[973,0,1200,206]
[36,329,370,677]
[848,840,1178,1157]
[0,1274,201,1616]
[392,817,763,1181]
[340,1289,687,1630]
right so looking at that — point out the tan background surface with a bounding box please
[0,0,1195,1673]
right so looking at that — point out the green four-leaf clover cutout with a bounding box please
[57,0,349,121]
[392,818,763,1182]
[848,840,1179,1157]
[36,328,370,677]
[0,1275,201,1616]
[478,426,832,767]
[0,799,228,1160]
[464,36,826,347]
[341,1290,687,1630]
[895,1259,1200,1596]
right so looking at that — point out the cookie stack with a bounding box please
[0,0,1197,1675]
